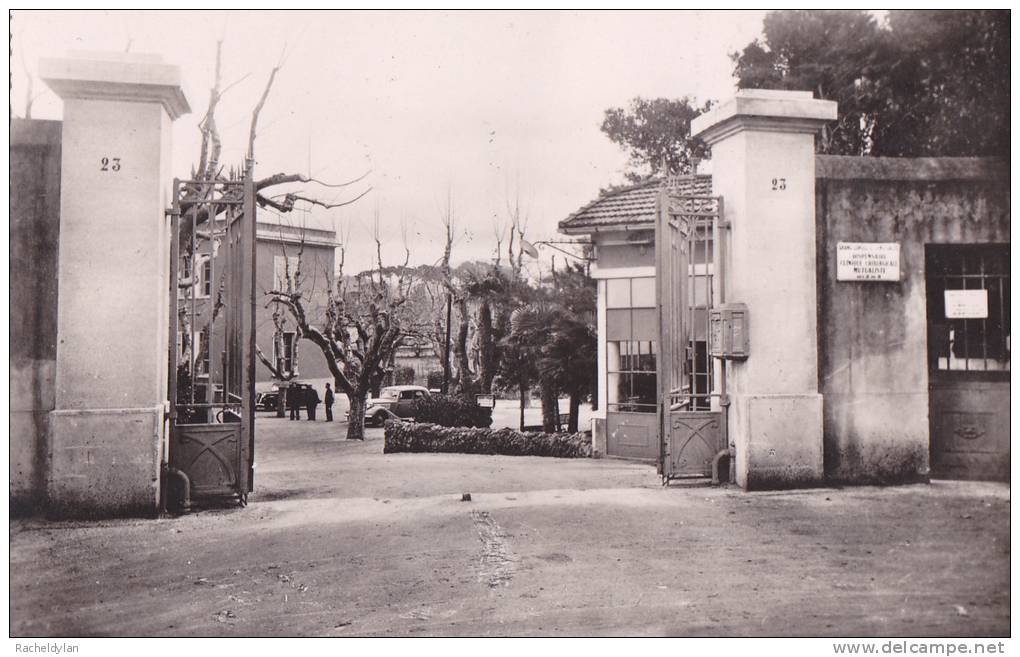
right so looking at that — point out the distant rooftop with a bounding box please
[558,176,713,234]
[256,221,340,248]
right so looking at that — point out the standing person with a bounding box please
[288,385,301,421]
[324,383,334,422]
[306,385,320,421]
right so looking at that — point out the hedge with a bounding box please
[384,422,592,458]
[411,394,493,428]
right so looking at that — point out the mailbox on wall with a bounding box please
[709,303,750,360]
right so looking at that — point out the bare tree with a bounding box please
[267,220,423,440]
[175,40,372,415]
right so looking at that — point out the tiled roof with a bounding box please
[559,176,713,233]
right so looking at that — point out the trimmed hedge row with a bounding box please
[384,421,592,458]
[411,394,493,428]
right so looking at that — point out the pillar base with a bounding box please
[48,405,164,518]
[734,393,824,490]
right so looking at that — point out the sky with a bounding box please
[10,10,768,274]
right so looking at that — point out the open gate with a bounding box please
[656,187,728,482]
[165,166,257,509]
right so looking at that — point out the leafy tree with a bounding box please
[731,10,887,155]
[504,264,597,433]
[600,96,714,183]
[878,10,1009,157]
[731,10,1009,157]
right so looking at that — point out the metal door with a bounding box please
[925,244,1010,481]
[656,188,728,481]
[166,164,257,508]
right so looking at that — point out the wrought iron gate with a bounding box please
[656,187,728,481]
[166,165,257,508]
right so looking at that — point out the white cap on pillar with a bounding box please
[691,89,836,146]
[40,51,190,120]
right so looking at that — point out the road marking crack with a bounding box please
[470,510,514,588]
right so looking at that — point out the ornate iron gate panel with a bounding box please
[656,188,727,481]
[170,424,243,497]
[666,411,722,477]
[166,166,256,508]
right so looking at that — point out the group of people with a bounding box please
[287,382,335,422]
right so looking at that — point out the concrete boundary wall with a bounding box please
[10,119,63,514]
[815,155,1009,483]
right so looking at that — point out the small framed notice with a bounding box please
[944,290,988,319]
[836,242,901,281]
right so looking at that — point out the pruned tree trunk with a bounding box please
[346,392,368,441]
[519,383,528,431]
[478,300,495,394]
[454,297,473,397]
[276,389,286,418]
[540,382,559,433]
[567,392,581,434]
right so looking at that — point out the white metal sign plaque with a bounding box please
[944,290,988,319]
[836,242,901,281]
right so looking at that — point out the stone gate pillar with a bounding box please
[692,89,837,490]
[40,52,190,516]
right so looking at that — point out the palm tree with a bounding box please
[506,266,596,433]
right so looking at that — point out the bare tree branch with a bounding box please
[247,45,287,161]
[256,170,371,191]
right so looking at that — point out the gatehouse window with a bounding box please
[608,340,657,413]
[606,277,657,413]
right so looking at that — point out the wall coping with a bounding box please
[816,155,1008,181]
[40,52,190,120]
[11,118,62,146]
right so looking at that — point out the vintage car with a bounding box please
[361,385,430,427]
[255,390,280,412]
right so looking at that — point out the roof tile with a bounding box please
[559,176,713,233]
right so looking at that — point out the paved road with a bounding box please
[10,416,1010,637]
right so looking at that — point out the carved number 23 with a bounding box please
[771,177,786,191]
[100,157,121,172]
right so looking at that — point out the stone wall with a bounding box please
[815,156,1009,483]
[10,119,62,514]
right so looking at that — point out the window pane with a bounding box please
[689,275,711,307]
[638,342,657,372]
[631,308,657,340]
[607,341,622,373]
[631,277,656,308]
[606,309,631,339]
[606,279,631,308]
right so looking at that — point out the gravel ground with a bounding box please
[10,415,1010,637]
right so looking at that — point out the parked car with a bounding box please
[255,390,280,412]
[360,385,431,427]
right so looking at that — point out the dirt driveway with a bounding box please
[10,416,1010,637]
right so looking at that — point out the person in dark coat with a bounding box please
[306,386,320,421]
[324,383,335,422]
[288,385,301,421]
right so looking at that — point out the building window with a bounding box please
[273,331,296,373]
[608,340,657,413]
[179,255,212,299]
[274,255,300,292]
[201,257,212,298]
[195,328,210,377]
[606,277,657,414]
